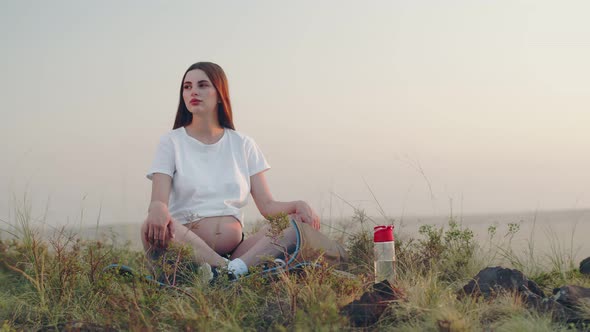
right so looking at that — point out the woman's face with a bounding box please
[182,69,219,115]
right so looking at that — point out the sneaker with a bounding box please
[208,266,239,285]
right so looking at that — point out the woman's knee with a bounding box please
[271,221,297,246]
[284,222,297,238]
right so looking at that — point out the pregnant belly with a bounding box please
[185,216,243,255]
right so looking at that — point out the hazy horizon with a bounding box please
[2,1,589,227]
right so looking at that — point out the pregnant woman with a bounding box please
[142,62,346,280]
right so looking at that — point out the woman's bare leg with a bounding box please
[141,220,228,268]
[231,218,298,267]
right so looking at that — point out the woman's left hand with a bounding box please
[295,200,320,230]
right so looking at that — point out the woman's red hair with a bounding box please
[173,62,235,130]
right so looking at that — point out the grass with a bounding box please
[1,202,590,331]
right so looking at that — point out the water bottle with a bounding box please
[374,225,395,283]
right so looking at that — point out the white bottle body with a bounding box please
[374,241,396,283]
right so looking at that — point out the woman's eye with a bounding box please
[183,85,190,90]
[199,83,208,88]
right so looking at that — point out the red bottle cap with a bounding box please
[373,225,394,242]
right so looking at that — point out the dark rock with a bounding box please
[460,267,590,327]
[459,266,545,300]
[553,285,590,308]
[459,267,571,320]
[580,257,590,276]
[524,294,571,322]
[552,285,590,326]
[340,280,405,327]
[458,267,590,326]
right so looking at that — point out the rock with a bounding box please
[459,267,580,324]
[553,285,590,308]
[460,268,590,327]
[552,285,590,325]
[340,280,405,327]
[523,294,571,322]
[459,266,545,300]
[580,257,590,276]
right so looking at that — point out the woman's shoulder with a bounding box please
[225,128,257,145]
[158,127,186,141]
[170,127,186,137]
[225,129,267,158]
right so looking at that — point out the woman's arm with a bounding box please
[145,173,175,247]
[250,172,320,230]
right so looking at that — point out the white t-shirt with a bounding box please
[147,127,270,226]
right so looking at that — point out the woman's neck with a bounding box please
[185,120,224,144]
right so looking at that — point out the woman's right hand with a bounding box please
[144,201,175,248]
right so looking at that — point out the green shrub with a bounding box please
[395,218,476,283]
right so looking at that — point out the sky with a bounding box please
[1,1,589,227]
